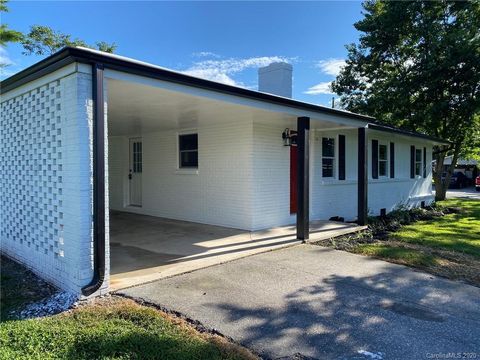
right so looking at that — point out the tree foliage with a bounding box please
[0,0,23,48]
[21,25,117,55]
[332,0,480,200]
[1,0,116,70]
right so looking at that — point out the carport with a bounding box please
[105,72,366,290]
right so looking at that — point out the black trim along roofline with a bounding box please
[366,124,450,144]
[0,46,450,145]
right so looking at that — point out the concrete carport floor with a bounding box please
[109,211,365,290]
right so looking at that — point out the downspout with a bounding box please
[82,63,106,296]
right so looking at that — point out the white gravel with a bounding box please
[15,291,79,319]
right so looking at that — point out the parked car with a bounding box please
[442,172,470,189]
[476,175,480,191]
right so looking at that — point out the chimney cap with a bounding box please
[258,62,293,74]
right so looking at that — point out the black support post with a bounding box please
[296,116,310,241]
[82,63,106,296]
[357,127,368,226]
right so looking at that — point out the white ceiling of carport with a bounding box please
[107,78,356,136]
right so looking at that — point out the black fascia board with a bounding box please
[367,123,450,145]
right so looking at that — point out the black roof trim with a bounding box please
[368,123,450,144]
[1,47,449,144]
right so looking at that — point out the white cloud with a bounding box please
[304,81,334,95]
[316,58,346,76]
[0,47,19,79]
[182,56,291,87]
[192,51,220,58]
[183,68,238,86]
[0,47,14,67]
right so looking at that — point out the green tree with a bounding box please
[0,0,23,49]
[332,0,480,200]
[21,25,117,55]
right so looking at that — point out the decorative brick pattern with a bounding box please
[1,80,65,263]
[0,68,105,296]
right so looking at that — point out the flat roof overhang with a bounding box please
[0,46,450,145]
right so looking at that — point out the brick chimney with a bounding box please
[258,62,293,98]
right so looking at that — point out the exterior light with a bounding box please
[282,128,298,146]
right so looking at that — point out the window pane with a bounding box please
[180,151,198,168]
[415,162,421,176]
[322,158,334,177]
[132,141,142,173]
[179,134,198,151]
[179,133,198,168]
[415,149,422,161]
[379,161,387,176]
[322,138,335,158]
[379,145,387,160]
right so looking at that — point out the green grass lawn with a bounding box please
[354,199,480,285]
[354,243,437,267]
[0,297,256,360]
[389,199,480,256]
[0,257,256,360]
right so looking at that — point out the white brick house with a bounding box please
[0,47,448,296]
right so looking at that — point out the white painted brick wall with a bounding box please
[367,131,434,215]
[1,65,108,296]
[252,122,295,230]
[109,119,253,230]
[109,121,434,231]
[251,124,434,228]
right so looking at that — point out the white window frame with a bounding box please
[176,130,199,174]
[321,137,336,178]
[378,142,388,178]
[415,148,422,177]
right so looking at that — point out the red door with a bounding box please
[290,146,298,214]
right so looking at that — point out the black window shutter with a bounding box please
[423,147,427,178]
[410,145,415,178]
[390,142,395,178]
[339,135,346,180]
[372,139,379,179]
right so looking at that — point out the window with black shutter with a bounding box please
[338,135,346,180]
[390,142,395,178]
[372,139,379,179]
[410,145,415,178]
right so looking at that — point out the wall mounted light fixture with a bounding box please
[282,128,298,146]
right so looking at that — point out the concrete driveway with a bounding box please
[119,245,480,360]
[446,187,480,200]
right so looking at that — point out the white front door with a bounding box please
[129,138,142,207]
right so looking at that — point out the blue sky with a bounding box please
[1,1,364,106]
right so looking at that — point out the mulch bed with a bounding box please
[1,255,57,320]
[312,206,480,287]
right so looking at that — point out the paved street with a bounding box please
[119,244,480,360]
